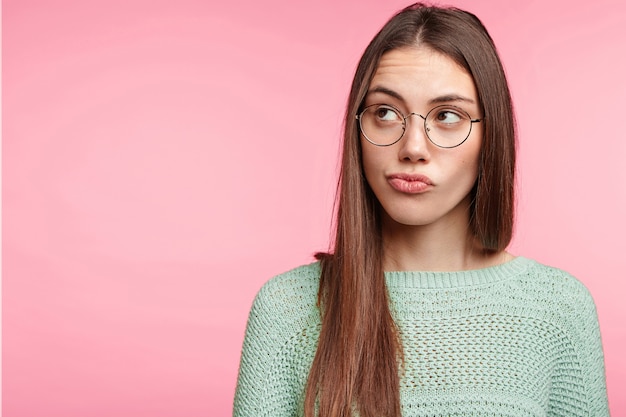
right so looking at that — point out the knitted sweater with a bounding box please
[233,257,609,416]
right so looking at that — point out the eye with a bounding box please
[434,109,464,124]
[374,105,401,122]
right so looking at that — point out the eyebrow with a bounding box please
[368,86,405,102]
[428,94,476,105]
[367,86,476,105]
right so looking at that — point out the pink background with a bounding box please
[3,0,625,415]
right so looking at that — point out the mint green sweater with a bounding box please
[233,257,609,416]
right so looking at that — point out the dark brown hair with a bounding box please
[304,3,516,416]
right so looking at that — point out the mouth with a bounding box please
[387,173,433,194]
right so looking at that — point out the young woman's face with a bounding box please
[361,46,483,230]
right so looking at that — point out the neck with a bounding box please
[381,206,511,272]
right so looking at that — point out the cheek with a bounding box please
[461,150,480,172]
[446,142,481,186]
[462,135,482,175]
[360,143,387,183]
[461,155,480,180]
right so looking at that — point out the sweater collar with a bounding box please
[384,256,533,289]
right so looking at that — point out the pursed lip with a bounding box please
[387,173,433,194]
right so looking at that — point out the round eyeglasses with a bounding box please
[356,103,482,148]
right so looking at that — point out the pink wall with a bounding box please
[3,0,625,415]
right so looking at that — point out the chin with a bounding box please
[379,199,471,230]
[381,209,440,228]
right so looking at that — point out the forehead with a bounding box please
[368,46,478,105]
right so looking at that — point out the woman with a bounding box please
[233,3,609,417]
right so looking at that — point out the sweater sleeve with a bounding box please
[549,273,610,416]
[575,287,609,416]
[233,265,320,417]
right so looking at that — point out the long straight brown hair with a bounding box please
[304,4,516,416]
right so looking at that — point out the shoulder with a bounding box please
[519,258,597,308]
[253,262,321,310]
[239,261,322,367]
[246,262,321,333]
[511,257,600,336]
[258,262,321,294]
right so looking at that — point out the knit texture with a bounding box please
[233,257,609,416]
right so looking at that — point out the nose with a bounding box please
[398,113,431,162]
